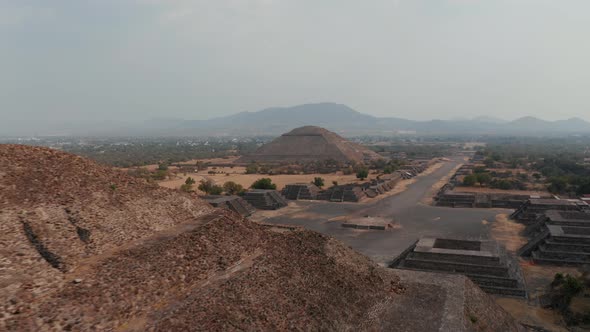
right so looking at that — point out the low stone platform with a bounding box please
[544,210,590,227]
[204,195,256,216]
[510,198,587,224]
[342,223,387,230]
[436,191,534,209]
[519,222,590,266]
[317,185,366,202]
[281,183,320,200]
[391,237,526,297]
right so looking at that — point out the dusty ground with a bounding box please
[489,214,528,253]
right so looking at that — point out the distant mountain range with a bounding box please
[14,102,590,137]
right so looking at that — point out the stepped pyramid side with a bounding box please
[243,189,288,210]
[518,210,590,266]
[392,238,526,297]
[237,126,382,164]
[282,183,321,200]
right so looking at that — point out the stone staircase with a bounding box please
[392,238,526,297]
[243,190,288,210]
[519,224,590,265]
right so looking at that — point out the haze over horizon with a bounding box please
[2,0,590,133]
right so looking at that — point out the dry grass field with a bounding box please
[158,166,366,193]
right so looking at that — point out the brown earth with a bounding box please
[158,167,362,192]
[1,145,525,331]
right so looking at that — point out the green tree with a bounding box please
[313,177,325,188]
[473,166,487,174]
[356,168,369,180]
[223,181,244,195]
[251,178,276,190]
[158,162,169,171]
[548,177,568,194]
[476,173,492,186]
[209,185,223,195]
[245,163,259,174]
[195,161,208,171]
[152,169,168,181]
[181,177,196,192]
[198,179,215,194]
[463,174,477,186]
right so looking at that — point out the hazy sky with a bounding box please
[1,0,590,132]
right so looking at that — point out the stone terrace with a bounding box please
[204,195,256,217]
[519,215,590,266]
[511,198,588,224]
[391,237,526,297]
[243,189,288,210]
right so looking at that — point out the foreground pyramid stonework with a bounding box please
[236,125,383,164]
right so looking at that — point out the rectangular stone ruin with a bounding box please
[243,189,288,210]
[518,222,590,266]
[511,198,587,224]
[544,210,590,227]
[391,237,526,297]
[317,185,366,202]
[436,191,536,209]
[281,183,320,200]
[489,193,533,209]
[204,195,256,217]
[342,223,386,230]
[436,192,476,208]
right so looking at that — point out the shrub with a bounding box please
[356,168,369,180]
[245,163,259,174]
[313,177,325,188]
[223,181,244,195]
[180,183,193,192]
[463,174,477,186]
[152,170,168,180]
[198,179,219,194]
[251,178,276,190]
[209,185,223,195]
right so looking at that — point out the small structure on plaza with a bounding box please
[391,237,526,297]
[204,195,256,217]
[243,189,288,210]
[317,185,367,202]
[281,183,321,200]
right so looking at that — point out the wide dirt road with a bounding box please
[260,158,512,263]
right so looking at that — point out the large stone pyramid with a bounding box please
[237,126,382,164]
